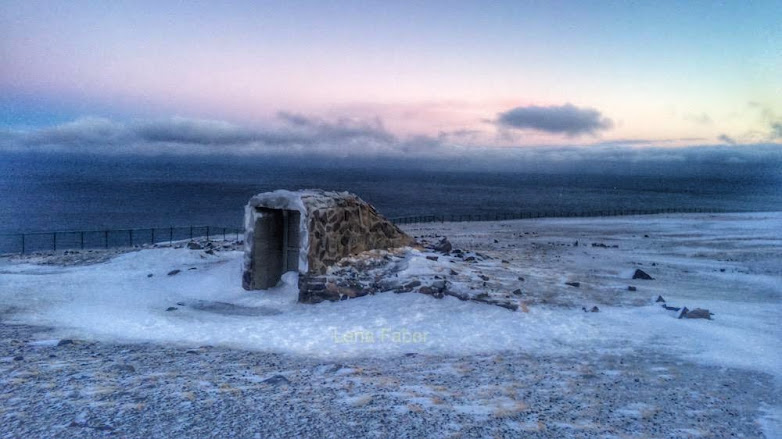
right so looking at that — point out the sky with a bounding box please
[0,0,780,159]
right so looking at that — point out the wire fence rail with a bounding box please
[0,207,731,255]
[0,225,243,256]
[389,206,730,226]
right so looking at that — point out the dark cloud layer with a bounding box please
[2,114,781,177]
[496,104,613,136]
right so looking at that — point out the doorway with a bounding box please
[251,208,300,289]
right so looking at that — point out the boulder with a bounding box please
[565,281,580,288]
[432,237,452,253]
[633,269,654,280]
[187,241,203,250]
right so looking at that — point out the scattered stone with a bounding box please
[187,241,203,250]
[176,302,185,306]
[720,268,726,272]
[683,308,713,320]
[518,276,525,282]
[418,286,433,295]
[186,349,200,354]
[644,234,650,238]
[262,375,291,386]
[628,286,637,291]
[57,339,74,346]
[13,355,23,361]
[449,269,459,276]
[479,274,490,281]
[633,269,654,280]
[511,289,522,296]
[425,255,439,261]
[188,267,197,270]
[108,364,135,373]
[205,249,215,255]
[166,307,178,312]
[147,273,153,278]
[432,237,452,253]
[493,239,499,243]
[565,281,580,288]
[167,269,181,276]
[655,295,665,303]
[501,260,509,264]
[404,280,421,289]
[464,256,476,262]
[590,306,599,312]
[574,241,579,247]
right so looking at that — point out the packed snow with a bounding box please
[1,212,779,373]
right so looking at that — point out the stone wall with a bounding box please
[305,196,414,275]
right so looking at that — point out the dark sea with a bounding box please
[1,152,781,235]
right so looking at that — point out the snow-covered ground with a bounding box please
[1,212,780,437]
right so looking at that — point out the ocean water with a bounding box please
[1,152,780,234]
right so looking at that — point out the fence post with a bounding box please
[53,232,56,251]
[151,228,155,244]
[104,230,109,249]
[169,227,173,245]
[129,229,133,247]
[21,234,25,254]
[80,231,84,249]
[223,227,226,241]
[206,226,210,242]
[190,226,193,240]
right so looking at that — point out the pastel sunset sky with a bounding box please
[1,0,780,156]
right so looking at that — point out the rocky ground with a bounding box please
[0,322,775,439]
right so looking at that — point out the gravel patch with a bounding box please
[0,322,776,438]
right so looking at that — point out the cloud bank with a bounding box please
[1,114,781,176]
[496,104,613,136]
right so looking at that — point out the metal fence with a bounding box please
[0,225,243,255]
[0,206,732,255]
[389,206,729,225]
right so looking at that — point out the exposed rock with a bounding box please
[655,295,666,303]
[683,308,713,320]
[57,339,74,346]
[518,276,525,282]
[511,289,522,296]
[450,269,459,276]
[108,364,135,373]
[13,355,23,361]
[590,306,600,312]
[633,269,654,280]
[432,237,452,254]
[205,249,215,255]
[147,273,153,278]
[166,307,178,312]
[262,375,291,386]
[662,304,681,311]
[565,281,580,288]
[627,286,637,291]
[425,255,439,261]
[167,269,181,276]
[187,241,203,250]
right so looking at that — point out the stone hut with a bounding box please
[242,189,414,301]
